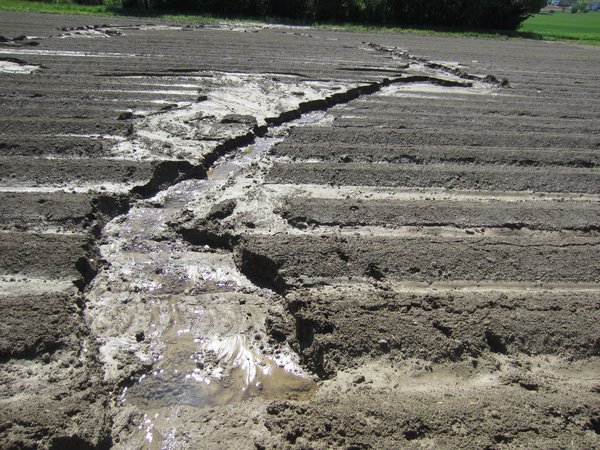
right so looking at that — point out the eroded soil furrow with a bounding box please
[0,191,129,234]
[235,235,600,292]
[0,157,204,194]
[270,143,600,167]
[267,162,600,194]
[0,98,184,112]
[272,126,600,148]
[367,92,600,109]
[279,197,600,232]
[0,135,118,157]
[0,117,132,136]
[331,116,599,135]
[349,97,600,116]
[281,285,600,376]
[0,293,83,358]
[262,372,600,449]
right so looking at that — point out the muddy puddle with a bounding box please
[125,330,316,410]
[87,112,327,448]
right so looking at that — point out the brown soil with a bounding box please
[0,10,598,450]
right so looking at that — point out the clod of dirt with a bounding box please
[584,414,600,435]
[221,114,258,127]
[352,374,366,384]
[265,311,292,343]
[117,111,134,120]
[174,212,237,249]
[207,199,237,220]
[499,370,542,391]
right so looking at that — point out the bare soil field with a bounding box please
[0,10,599,449]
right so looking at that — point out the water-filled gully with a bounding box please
[99,112,327,444]
[90,75,492,446]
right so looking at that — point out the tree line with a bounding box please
[78,0,548,30]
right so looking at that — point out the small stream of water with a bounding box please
[90,111,328,447]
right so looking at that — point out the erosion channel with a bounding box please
[0,11,599,450]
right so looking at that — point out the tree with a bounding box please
[116,0,547,30]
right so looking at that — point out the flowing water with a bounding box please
[88,112,328,448]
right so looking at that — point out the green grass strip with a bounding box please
[519,12,600,44]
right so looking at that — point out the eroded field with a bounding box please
[0,11,599,449]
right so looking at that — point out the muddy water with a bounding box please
[126,330,316,410]
[123,291,317,411]
[87,112,326,448]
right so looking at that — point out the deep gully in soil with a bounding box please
[82,53,502,447]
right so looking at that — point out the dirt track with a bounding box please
[0,10,599,449]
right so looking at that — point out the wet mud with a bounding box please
[1,10,599,450]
